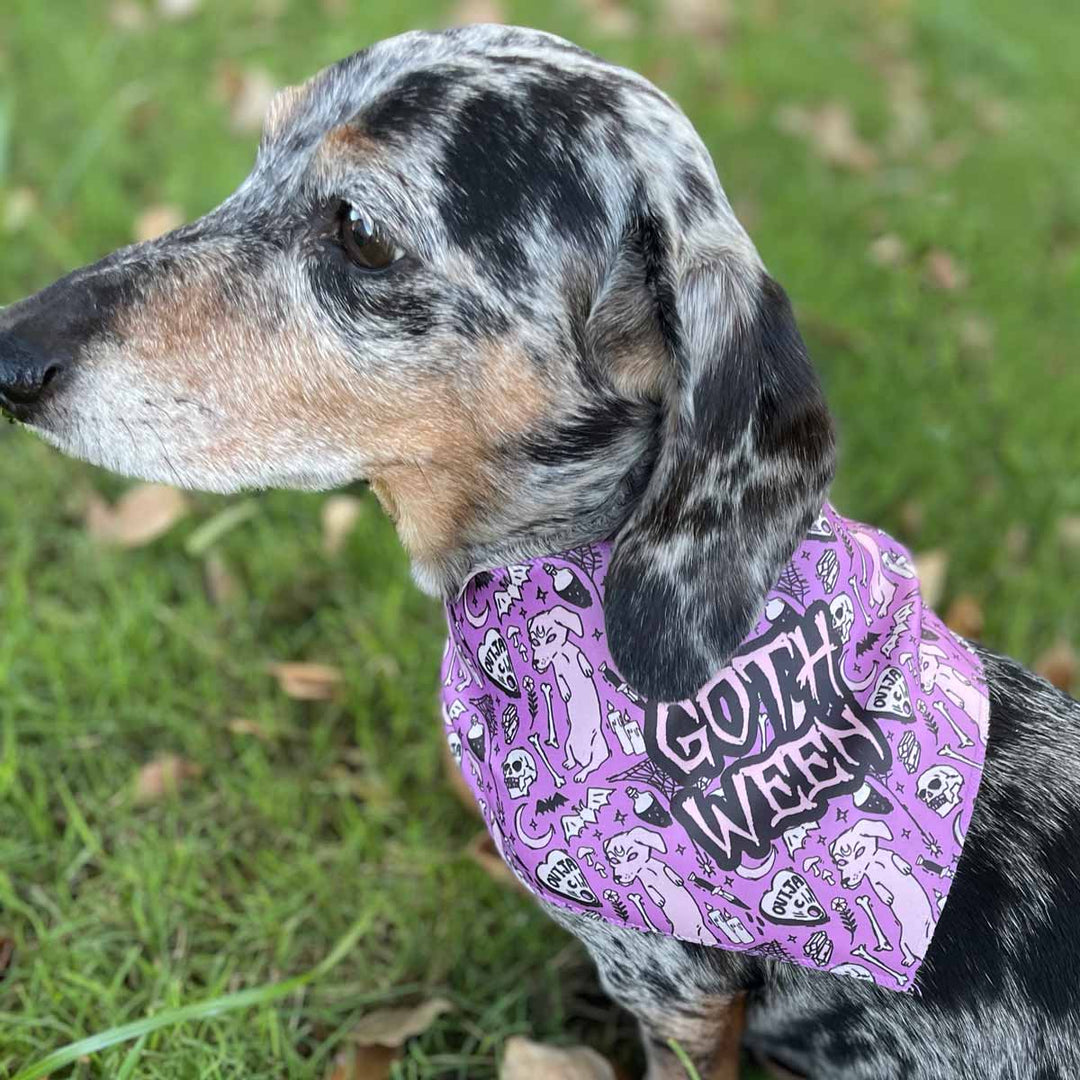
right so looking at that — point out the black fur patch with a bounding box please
[436,81,609,289]
[362,67,463,141]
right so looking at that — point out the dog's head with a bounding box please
[830,819,893,888]
[0,25,834,700]
[604,826,666,885]
[527,604,583,672]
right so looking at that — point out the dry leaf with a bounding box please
[898,500,924,537]
[467,831,532,895]
[269,661,344,700]
[349,998,453,1048]
[217,65,278,134]
[925,250,968,291]
[944,594,984,639]
[134,204,184,243]
[0,936,14,982]
[84,484,190,547]
[324,1044,398,1080]
[1057,517,1080,552]
[322,495,364,556]
[448,0,505,23]
[1004,523,1029,562]
[776,102,879,173]
[580,0,640,37]
[660,0,731,39]
[500,1036,617,1080]
[109,0,149,30]
[134,754,202,804]
[1035,641,1077,692]
[3,188,39,234]
[958,313,994,353]
[868,234,908,268]
[203,551,241,606]
[445,738,483,818]
[913,549,947,608]
[227,717,270,739]
[158,0,202,18]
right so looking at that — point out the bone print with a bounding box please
[626,892,663,934]
[856,895,892,952]
[528,732,566,789]
[938,743,982,769]
[851,944,909,987]
[541,681,558,749]
[934,700,975,749]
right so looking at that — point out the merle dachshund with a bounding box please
[1,26,1077,1080]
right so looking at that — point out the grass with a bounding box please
[0,0,1078,1076]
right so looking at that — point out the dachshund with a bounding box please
[2,24,1078,1080]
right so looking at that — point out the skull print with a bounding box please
[502,748,538,799]
[916,764,963,817]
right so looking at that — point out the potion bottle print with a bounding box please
[543,562,593,608]
[628,786,672,827]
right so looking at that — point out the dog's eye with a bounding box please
[339,204,404,270]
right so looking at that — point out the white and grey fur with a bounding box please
[1,25,1077,1080]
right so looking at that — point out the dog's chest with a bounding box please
[441,505,988,991]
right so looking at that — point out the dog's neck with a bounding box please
[409,440,657,600]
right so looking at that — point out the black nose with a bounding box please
[0,330,67,416]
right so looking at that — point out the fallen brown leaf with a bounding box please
[109,0,149,30]
[322,495,364,556]
[227,717,271,740]
[349,998,453,1048]
[500,1036,617,1080]
[1004,523,1029,562]
[924,249,968,292]
[579,0,639,37]
[444,737,483,818]
[868,234,908,268]
[324,1044,398,1080]
[958,313,994,353]
[0,936,14,982]
[2,187,39,234]
[944,594,984,639]
[84,484,190,547]
[1035,641,1077,693]
[660,0,731,39]
[134,204,184,243]
[268,661,344,700]
[467,830,532,895]
[134,754,202,804]
[913,549,948,608]
[1058,517,1080,552]
[448,0,505,23]
[203,551,241,606]
[157,0,202,19]
[776,102,879,173]
[217,64,278,134]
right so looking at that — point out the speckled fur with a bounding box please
[2,25,1078,1079]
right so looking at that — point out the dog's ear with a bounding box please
[548,605,584,639]
[597,211,835,703]
[626,826,667,853]
[853,819,892,842]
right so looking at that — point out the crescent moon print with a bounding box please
[515,803,555,849]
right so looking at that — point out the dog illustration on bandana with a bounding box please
[528,604,610,781]
[604,827,718,945]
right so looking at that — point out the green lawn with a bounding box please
[1,1,1078,1077]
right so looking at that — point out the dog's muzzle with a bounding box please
[0,329,68,420]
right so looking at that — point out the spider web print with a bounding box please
[561,544,603,582]
[747,940,794,964]
[607,758,683,802]
[774,562,810,607]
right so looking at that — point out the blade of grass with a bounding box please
[666,1038,704,1080]
[11,915,371,1080]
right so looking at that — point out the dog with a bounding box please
[528,604,611,780]
[2,24,1079,1080]
[830,820,935,967]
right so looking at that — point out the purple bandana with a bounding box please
[441,504,988,991]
